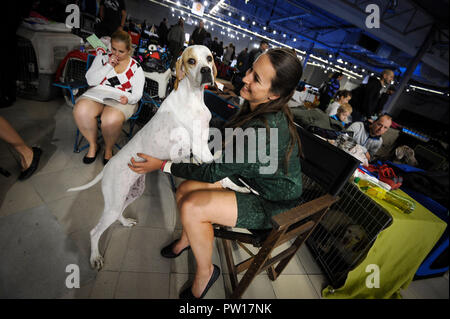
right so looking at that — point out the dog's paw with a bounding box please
[120,217,137,227]
[90,254,104,270]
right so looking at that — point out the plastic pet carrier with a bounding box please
[16,25,82,101]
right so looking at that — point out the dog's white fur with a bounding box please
[67,45,246,269]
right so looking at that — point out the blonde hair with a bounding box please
[337,103,352,114]
[111,30,133,53]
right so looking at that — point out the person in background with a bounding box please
[0,116,42,180]
[349,69,395,122]
[157,18,169,47]
[231,41,269,95]
[167,18,185,69]
[1,0,33,108]
[330,103,352,128]
[325,90,352,116]
[222,43,235,66]
[236,47,249,75]
[203,32,212,49]
[217,41,224,59]
[347,114,392,162]
[191,21,207,46]
[210,37,220,57]
[376,84,396,116]
[96,0,127,37]
[245,40,269,74]
[318,72,343,112]
[73,31,144,165]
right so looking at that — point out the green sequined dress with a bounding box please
[170,111,303,229]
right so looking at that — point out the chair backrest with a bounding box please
[86,54,95,71]
[204,90,240,121]
[296,123,360,196]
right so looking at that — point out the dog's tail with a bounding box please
[67,170,104,192]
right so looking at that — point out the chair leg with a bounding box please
[230,232,283,299]
[70,90,75,106]
[221,238,238,293]
[128,119,135,138]
[273,209,330,279]
[266,256,277,281]
[272,237,304,281]
[73,129,90,153]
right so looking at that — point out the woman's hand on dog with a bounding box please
[128,153,163,174]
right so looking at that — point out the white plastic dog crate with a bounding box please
[16,25,82,101]
[143,69,171,99]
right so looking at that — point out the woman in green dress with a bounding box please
[128,48,303,299]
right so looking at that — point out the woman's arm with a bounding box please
[129,152,253,183]
[127,65,145,105]
[85,50,113,86]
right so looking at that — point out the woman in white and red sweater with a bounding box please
[73,30,144,165]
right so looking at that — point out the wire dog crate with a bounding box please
[144,77,160,98]
[306,180,393,288]
[61,57,90,106]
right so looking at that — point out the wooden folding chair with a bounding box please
[214,124,360,298]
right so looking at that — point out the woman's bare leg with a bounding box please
[172,180,223,254]
[0,116,33,170]
[73,99,104,157]
[100,106,125,160]
[179,189,238,298]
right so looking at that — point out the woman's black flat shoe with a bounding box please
[83,146,100,164]
[161,239,190,258]
[18,147,42,181]
[179,264,221,299]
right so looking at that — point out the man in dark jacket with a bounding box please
[236,48,249,74]
[96,0,127,37]
[217,41,224,58]
[167,19,185,69]
[245,40,269,74]
[191,21,207,45]
[211,37,220,56]
[318,72,343,112]
[158,18,169,47]
[350,69,394,122]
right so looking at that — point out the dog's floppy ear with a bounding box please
[174,56,186,91]
[395,146,405,160]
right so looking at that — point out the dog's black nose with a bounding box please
[201,67,211,74]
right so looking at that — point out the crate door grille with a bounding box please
[16,37,39,93]
[307,181,393,288]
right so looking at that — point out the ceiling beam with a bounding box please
[303,0,449,76]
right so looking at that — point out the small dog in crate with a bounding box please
[393,145,419,167]
[335,224,369,265]
[315,209,369,266]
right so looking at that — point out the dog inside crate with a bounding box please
[315,209,370,266]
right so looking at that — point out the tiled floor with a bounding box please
[0,97,448,299]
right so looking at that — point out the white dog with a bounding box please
[68,45,246,270]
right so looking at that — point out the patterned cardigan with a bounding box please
[85,48,145,105]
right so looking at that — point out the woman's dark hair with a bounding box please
[226,48,303,173]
